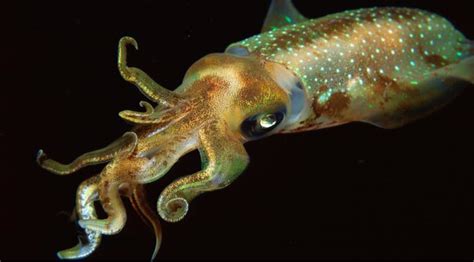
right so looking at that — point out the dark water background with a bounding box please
[1,0,473,260]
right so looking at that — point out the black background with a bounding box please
[1,0,474,260]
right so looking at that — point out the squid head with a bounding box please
[151,43,310,222]
[37,36,310,259]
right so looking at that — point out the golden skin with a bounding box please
[37,36,292,259]
[37,1,473,259]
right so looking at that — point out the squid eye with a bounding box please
[241,110,285,139]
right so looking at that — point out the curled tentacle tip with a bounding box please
[36,149,47,165]
[56,251,67,260]
[139,101,155,114]
[56,248,87,260]
[57,250,76,260]
[56,241,85,260]
[158,197,189,223]
[121,36,139,50]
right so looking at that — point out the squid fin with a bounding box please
[432,55,474,84]
[363,56,474,129]
[262,0,307,33]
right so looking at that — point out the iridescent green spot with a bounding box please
[456,51,463,57]
[317,90,332,104]
[410,61,416,67]
[410,80,419,85]
[285,16,293,23]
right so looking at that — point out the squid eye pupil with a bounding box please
[259,114,277,128]
[241,110,285,139]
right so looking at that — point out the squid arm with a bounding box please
[36,132,138,175]
[56,176,101,259]
[119,102,192,125]
[118,37,181,107]
[157,121,249,222]
[129,184,162,261]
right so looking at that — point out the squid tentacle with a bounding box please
[78,180,127,235]
[139,101,155,114]
[119,101,156,121]
[129,184,162,261]
[57,176,101,259]
[119,102,192,125]
[37,132,138,175]
[157,121,249,222]
[118,36,180,107]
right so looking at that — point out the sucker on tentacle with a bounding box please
[37,0,473,259]
[56,176,101,259]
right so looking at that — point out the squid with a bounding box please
[37,0,473,259]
